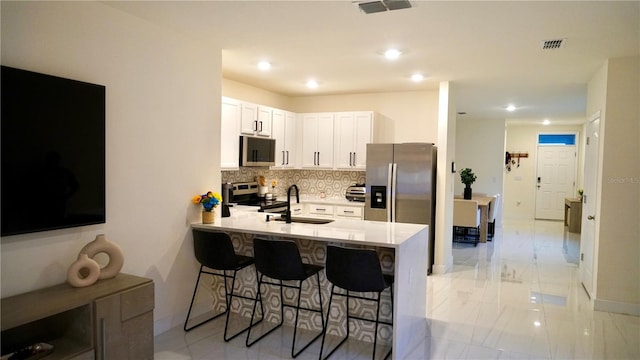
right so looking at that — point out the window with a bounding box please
[538,134,576,145]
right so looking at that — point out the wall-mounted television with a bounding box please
[1,66,106,236]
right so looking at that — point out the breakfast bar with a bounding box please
[192,211,428,359]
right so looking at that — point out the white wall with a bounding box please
[223,78,294,111]
[454,117,505,212]
[0,2,222,334]
[292,90,439,144]
[503,124,583,220]
[590,56,640,312]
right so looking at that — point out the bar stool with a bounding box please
[246,238,325,358]
[184,230,263,342]
[319,245,394,360]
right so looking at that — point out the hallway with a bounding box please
[154,220,639,359]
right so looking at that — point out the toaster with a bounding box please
[345,183,366,202]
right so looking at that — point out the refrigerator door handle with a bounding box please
[387,163,393,222]
[391,163,398,222]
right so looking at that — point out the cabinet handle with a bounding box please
[314,152,318,166]
[259,121,263,132]
[286,151,289,165]
[100,318,106,360]
[349,152,353,166]
[343,210,354,214]
[316,208,326,212]
[282,151,285,165]
[317,152,320,166]
[353,152,356,167]
[253,120,258,132]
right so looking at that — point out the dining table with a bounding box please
[454,195,493,243]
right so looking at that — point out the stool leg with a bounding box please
[291,275,324,358]
[384,285,393,360]
[246,274,284,347]
[319,286,350,360]
[184,265,228,332]
[223,268,263,342]
[372,293,381,360]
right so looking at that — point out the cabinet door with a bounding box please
[271,109,286,167]
[316,113,334,168]
[240,102,259,135]
[353,112,373,169]
[334,113,357,169]
[256,106,272,137]
[221,97,240,169]
[301,114,320,168]
[283,111,297,168]
[94,283,154,360]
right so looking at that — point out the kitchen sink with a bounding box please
[272,216,334,224]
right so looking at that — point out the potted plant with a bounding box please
[460,168,477,200]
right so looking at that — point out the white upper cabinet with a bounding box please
[240,102,272,137]
[271,109,298,169]
[334,111,373,170]
[301,113,334,168]
[220,97,241,170]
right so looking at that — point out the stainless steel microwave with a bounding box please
[239,135,276,166]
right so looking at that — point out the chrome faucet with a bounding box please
[285,184,300,223]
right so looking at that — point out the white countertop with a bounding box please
[192,210,427,248]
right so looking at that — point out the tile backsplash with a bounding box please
[222,168,365,199]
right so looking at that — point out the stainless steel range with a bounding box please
[229,181,289,213]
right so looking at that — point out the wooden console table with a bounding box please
[1,273,154,360]
[564,198,582,233]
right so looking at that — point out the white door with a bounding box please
[580,116,600,297]
[535,145,576,220]
[334,113,356,169]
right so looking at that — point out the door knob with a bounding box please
[587,215,595,220]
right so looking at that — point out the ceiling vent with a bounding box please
[355,0,412,14]
[541,39,565,50]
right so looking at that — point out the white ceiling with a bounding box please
[106,1,639,122]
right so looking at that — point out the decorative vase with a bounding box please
[463,185,472,200]
[67,254,101,287]
[202,210,215,224]
[78,234,125,280]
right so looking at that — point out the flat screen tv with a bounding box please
[1,66,106,236]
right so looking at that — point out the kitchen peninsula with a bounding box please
[192,211,428,359]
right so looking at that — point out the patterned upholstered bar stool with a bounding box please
[184,230,263,342]
[246,238,325,358]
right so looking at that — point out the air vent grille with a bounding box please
[542,39,565,50]
[356,0,412,14]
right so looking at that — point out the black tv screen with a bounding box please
[1,66,105,236]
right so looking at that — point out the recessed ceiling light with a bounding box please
[306,79,318,89]
[257,61,271,71]
[543,119,551,125]
[506,104,516,112]
[384,49,401,60]
[411,73,424,82]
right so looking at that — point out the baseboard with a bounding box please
[432,255,453,275]
[594,298,640,316]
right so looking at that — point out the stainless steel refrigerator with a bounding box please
[364,143,437,272]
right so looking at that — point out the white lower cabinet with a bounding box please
[290,203,304,216]
[303,203,364,220]
[335,205,363,219]
[306,204,335,218]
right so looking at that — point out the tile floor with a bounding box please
[154,220,640,359]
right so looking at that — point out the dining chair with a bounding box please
[453,199,480,246]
